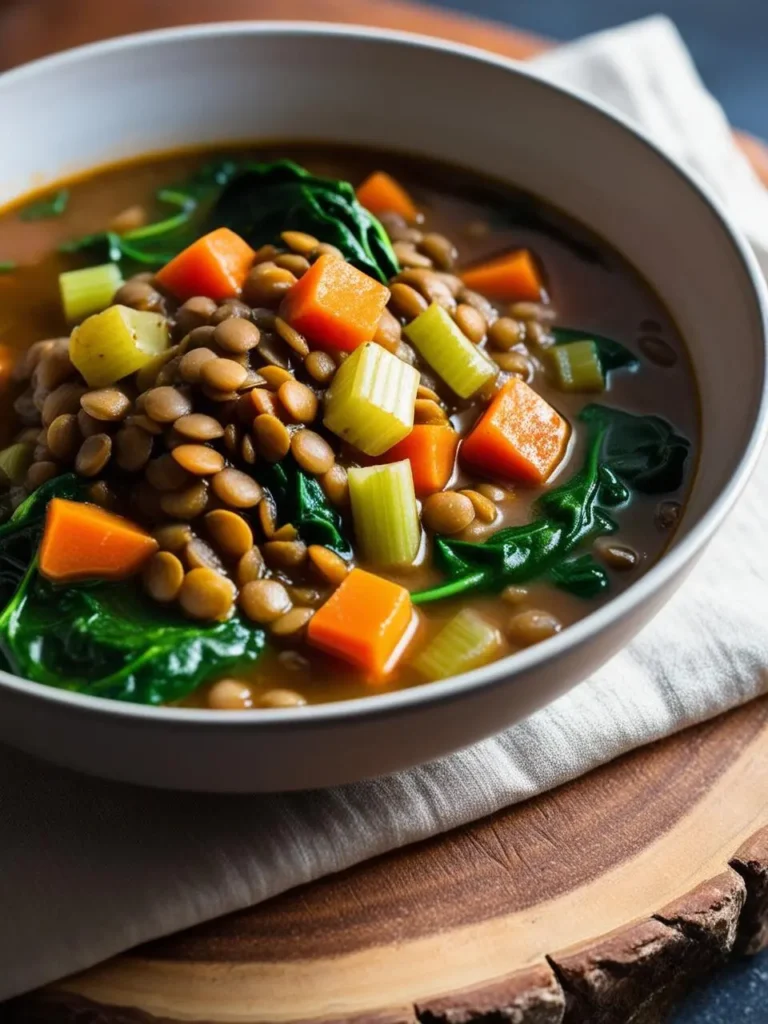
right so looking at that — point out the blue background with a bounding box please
[424,1,768,1019]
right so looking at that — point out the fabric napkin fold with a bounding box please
[3,14,768,999]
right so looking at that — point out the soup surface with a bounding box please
[0,145,698,709]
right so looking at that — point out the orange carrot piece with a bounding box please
[39,498,158,583]
[307,567,414,678]
[356,171,419,224]
[460,250,543,302]
[155,228,256,303]
[461,378,569,485]
[280,254,390,352]
[380,425,459,495]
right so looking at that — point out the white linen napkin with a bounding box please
[3,15,768,999]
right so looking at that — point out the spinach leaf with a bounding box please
[20,189,69,221]
[412,405,689,605]
[0,569,265,704]
[0,261,16,274]
[213,161,398,282]
[552,327,639,374]
[258,456,352,557]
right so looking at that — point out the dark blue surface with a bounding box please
[423,2,768,1017]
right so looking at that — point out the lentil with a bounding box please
[510,301,556,323]
[25,460,58,490]
[208,679,253,710]
[242,263,297,307]
[454,303,486,344]
[175,296,217,336]
[501,585,529,605]
[258,495,277,537]
[280,230,319,255]
[42,383,87,427]
[595,539,639,571]
[239,579,292,624]
[159,480,210,519]
[145,453,191,492]
[274,316,310,357]
[114,424,153,472]
[304,350,336,385]
[374,308,402,351]
[200,357,248,392]
[254,414,291,462]
[259,365,294,389]
[174,413,225,441]
[241,434,257,465]
[488,317,523,350]
[278,379,318,423]
[185,537,226,573]
[178,347,217,384]
[270,607,314,637]
[179,567,235,621]
[75,433,112,477]
[507,609,562,648]
[143,551,185,603]
[236,547,265,587]
[639,335,677,367]
[212,467,264,509]
[144,386,192,423]
[320,463,349,507]
[422,491,475,534]
[46,414,80,462]
[263,539,308,569]
[259,687,307,708]
[204,509,254,560]
[114,279,164,313]
[213,317,260,354]
[655,500,682,531]
[152,523,193,552]
[389,281,429,320]
[291,429,335,475]
[393,241,433,269]
[308,544,349,586]
[420,232,457,270]
[414,398,448,424]
[274,252,310,276]
[171,444,225,476]
[460,488,498,523]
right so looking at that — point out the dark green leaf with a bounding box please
[552,327,639,374]
[0,261,16,274]
[257,456,352,557]
[550,554,609,597]
[20,189,69,221]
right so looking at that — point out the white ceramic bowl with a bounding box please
[0,23,765,792]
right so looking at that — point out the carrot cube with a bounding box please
[307,567,414,678]
[461,378,569,485]
[460,249,543,303]
[380,425,459,495]
[356,171,419,224]
[40,499,158,583]
[280,255,390,352]
[155,228,256,303]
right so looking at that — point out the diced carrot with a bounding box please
[460,250,543,302]
[155,228,256,303]
[280,254,390,352]
[39,498,158,583]
[461,378,569,485]
[380,425,458,495]
[356,171,419,224]
[307,567,414,678]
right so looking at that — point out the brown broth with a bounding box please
[0,144,699,707]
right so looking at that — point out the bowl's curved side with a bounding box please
[0,23,764,790]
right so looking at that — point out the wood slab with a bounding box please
[3,1,768,1021]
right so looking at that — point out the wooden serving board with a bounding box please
[4,2,768,1022]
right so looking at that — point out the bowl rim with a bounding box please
[0,19,766,728]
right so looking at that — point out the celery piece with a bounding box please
[59,263,124,323]
[324,341,419,456]
[348,460,421,567]
[548,340,605,392]
[404,302,497,398]
[70,304,170,387]
[0,443,34,485]
[413,608,502,680]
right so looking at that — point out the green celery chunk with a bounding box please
[324,342,419,456]
[59,262,124,323]
[348,459,421,567]
[404,302,497,398]
[413,608,502,680]
[0,443,34,485]
[548,340,605,392]
[70,304,171,387]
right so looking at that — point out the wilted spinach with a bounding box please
[412,405,690,605]
[20,188,69,221]
[258,456,352,557]
[61,159,399,283]
[552,327,639,375]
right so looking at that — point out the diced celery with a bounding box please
[0,443,33,485]
[348,460,421,567]
[324,342,419,456]
[70,304,171,387]
[59,263,124,323]
[404,302,497,398]
[413,608,502,680]
[548,340,605,392]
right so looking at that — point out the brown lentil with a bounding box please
[159,480,210,519]
[207,679,253,710]
[258,496,277,537]
[271,523,299,542]
[420,232,457,270]
[42,383,87,427]
[211,317,260,355]
[501,585,529,605]
[280,230,319,255]
[639,335,677,367]
[655,500,682,531]
[35,346,75,391]
[204,509,254,560]
[209,299,252,326]
[256,332,293,369]
[171,444,225,476]
[310,242,344,260]
[460,489,498,523]
[80,388,131,422]
[113,279,164,313]
[263,539,308,569]
[240,434,257,465]
[524,321,551,348]
[13,389,40,426]
[488,317,523,351]
[492,351,533,377]
[114,424,153,472]
[595,539,640,570]
[414,398,448,424]
[178,347,217,384]
[454,303,486,344]
[174,296,217,336]
[152,522,193,552]
[458,287,497,324]
[285,585,322,607]
[396,269,456,312]
[143,551,185,603]
[145,453,191,492]
[155,356,183,388]
[235,546,265,587]
[259,365,294,390]
[270,607,314,637]
[144,386,192,423]
[320,463,349,506]
[308,545,349,586]
[389,282,429,320]
[416,384,442,403]
[75,433,112,477]
[212,467,264,509]
[258,688,307,709]
[274,252,310,277]
[86,480,116,509]
[179,567,235,621]
[510,301,556,323]
[278,380,318,423]
[252,243,281,266]
[242,263,297,307]
[200,357,248,393]
[291,429,335,475]
[25,460,58,490]
[274,316,310,357]
[254,414,291,462]
[476,482,511,503]
[393,241,433,269]
[239,579,292,624]
[172,413,224,442]
[507,609,562,648]
[374,308,402,351]
[246,388,279,418]
[46,414,80,462]
[184,537,226,573]
[304,350,336,385]
[222,422,240,456]
[422,491,475,534]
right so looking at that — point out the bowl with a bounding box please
[0,22,765,792]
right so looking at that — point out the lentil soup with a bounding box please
[0,145,698,710]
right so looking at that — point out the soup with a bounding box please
[0,145,698,710]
